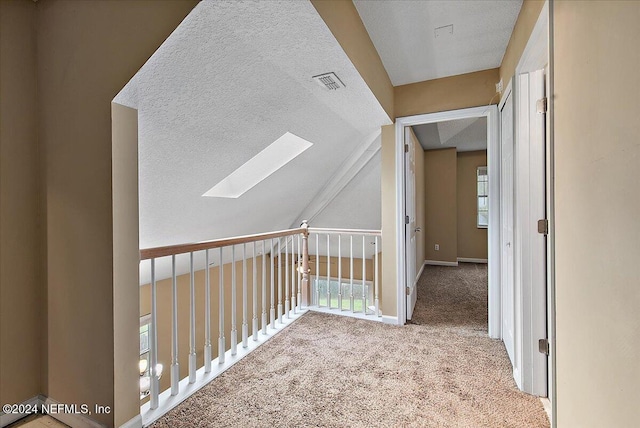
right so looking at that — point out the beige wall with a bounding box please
[380,125,397,317]
[394,68,499,118]
[499,0,545,90]
[456,151,488,260]
[423,149,457,263]
[0,0,44,406]
[311,0,394,120]
[412,130,425,271]
[35,1,197,426]
[553,1,640,426]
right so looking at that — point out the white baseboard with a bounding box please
[381,315,399,325]
[120,414,142,428]
[424,260,458,267]
[457,257,488,264]
[414,262,425,285]
[141,309,308,426]
[0,395,43,427]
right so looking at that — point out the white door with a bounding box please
[405,128,417,319]
[500,88,516,367]
[515,69,548,396]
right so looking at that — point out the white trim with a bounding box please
[547,1,557,425]
[307,306,383,322]
[42,396,103,428]
[415,260,425,282]
[457,257,488,264]
[396,105,500,338]
[0,395,43,427]
[540,397,552,421]
[141,309,307,426]
[424,260,459,267]
[381,315,399,325]
[120,414,142,428]
[513,0,550,399]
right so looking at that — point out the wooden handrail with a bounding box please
[308,227,382,236]
[140,226,307,260]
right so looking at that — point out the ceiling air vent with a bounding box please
[312,72,346,90]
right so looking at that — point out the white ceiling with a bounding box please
[412,117,487,152]
[313,151,381,230]
[113,1,390,283]
[353,0,523,85]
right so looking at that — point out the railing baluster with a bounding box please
[262,240,267,334]
[270,238,275,329]
[291,236,296,314]
[252,241,258,341]
[218,247,225,364]
[301,222,310,307]
[242,243,248,348]
[204,250,212,373]
[350,235,354,312]
[277,238,283,324]
[315,233,319,306]
[362,235,366,314]
[326,234,331,308]
[171,255,179,395]
[338,234,342,311]
[297,234,302,309]
[285,237,289,319]
[189,252,196,383]
[375,236,380,317]
[149,259,159,409]
[231,245,237,356]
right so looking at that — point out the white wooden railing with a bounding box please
[307,228,381,319]
[139,223,310,425]
[137,222,381,425]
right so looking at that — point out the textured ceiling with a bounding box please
[353,0,523,85]
[413,117,487,152]
[313,151,381,231]
[114,1,390,283]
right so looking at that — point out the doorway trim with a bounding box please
[394,105,500,337]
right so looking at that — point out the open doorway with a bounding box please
[395,105,500,337]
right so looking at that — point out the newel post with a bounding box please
[301,220,310,307]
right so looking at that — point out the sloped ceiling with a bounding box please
[313,151,381,230]
[116,0,390,252]
[413,117,487,152]
[114,1,390,283]
[353,0,523,85]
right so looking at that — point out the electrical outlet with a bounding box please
[496,80,503,94]
[434,244,440,251]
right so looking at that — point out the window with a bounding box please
[312,277,372,313]
[139,314,151,376]
[477,166,488,228]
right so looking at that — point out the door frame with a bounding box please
[394,105,501,338]
[499,78,516,369]
[515,0,555,415]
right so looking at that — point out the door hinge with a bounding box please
[538,338,549,356]
[406,286,411,296]
[537,219,549,235]
[404,144,409,153]
[405,215,410,224]
[536,97,548,114]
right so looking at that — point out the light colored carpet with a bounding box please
[152,263,549,427]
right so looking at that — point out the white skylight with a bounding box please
[202,132,313,198]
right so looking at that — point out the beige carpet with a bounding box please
[152,263,549,427]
